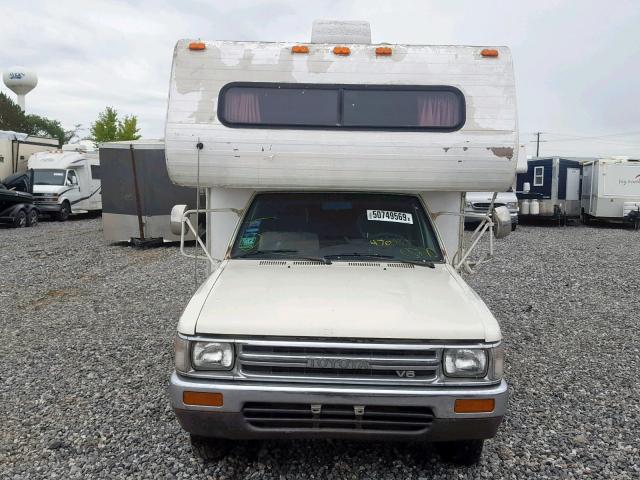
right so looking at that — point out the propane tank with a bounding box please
[521,199,530,215]
[530,199,540,215]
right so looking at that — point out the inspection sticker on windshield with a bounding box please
[367,210,413,224]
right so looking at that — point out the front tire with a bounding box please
[13,209,27,228]
[435,439,484,466]
[190,435,231,462]
[27,209,39,227]
[56,201,70,222]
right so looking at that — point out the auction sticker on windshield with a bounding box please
[367,210,413,224]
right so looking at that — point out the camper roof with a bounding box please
[165,22,518,192]
[28,150,97,170]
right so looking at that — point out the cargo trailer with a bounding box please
[100,141,198,244]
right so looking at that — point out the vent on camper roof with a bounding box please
[259,260,287,266]
[387,263,415,269]
[348,262,381,267]
[292,261,327,266]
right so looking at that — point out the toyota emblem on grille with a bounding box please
[307,358,370,369]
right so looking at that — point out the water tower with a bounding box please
[3,67,38,111]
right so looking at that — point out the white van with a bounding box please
[28,143,102,221]
[165,20,518,465]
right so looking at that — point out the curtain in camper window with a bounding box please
[417,91,462,127]
[223,91,262,123]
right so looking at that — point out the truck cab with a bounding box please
[165,20,518,465]
[28,143,101,221]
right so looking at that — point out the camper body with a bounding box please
[0,130,59,179]
[165,24,517,464]
[28,145,102,221]
[581,158,640,224]
[516,157,582,221]
[100,141,198,243]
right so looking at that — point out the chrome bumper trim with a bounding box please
[169,372,508,419]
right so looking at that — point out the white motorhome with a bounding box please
[581,158,640,224]
[166,21,518,465]
[0,130,59,180]
[28,142,102,221]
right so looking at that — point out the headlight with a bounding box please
[443,348,488,378]
[506,202,519,210]
[465,200,473,207]
[192,342,234,370]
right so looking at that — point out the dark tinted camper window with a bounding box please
[218,83,464,131]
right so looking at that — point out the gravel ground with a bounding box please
[1,216,639,479]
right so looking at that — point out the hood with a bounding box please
[189,260,501,342]
[467,191,517,203]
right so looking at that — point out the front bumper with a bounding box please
[169,372,508,441]
[34,202,62,213]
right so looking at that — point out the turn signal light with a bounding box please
[454,398,495,413]
[183,391,223,407]
[376,47,392,56]
[333,46,351,56]
[189,41,206,51]
[481,48,499,58]
[291,45,309,54]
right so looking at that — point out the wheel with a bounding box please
[435,439,484,465]
[190,435,231,462]
[511,223,517,231]
[56,201,71,221]
[13,209,27,228]
[27,209,39,227]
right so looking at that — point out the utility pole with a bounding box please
[535,132,541,157]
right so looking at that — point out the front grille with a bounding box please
[243,402,434,432]
[472,202,505,211]
[237,341,441,386]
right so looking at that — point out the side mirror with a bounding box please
[170,204,188,235]
[493,206,512,239]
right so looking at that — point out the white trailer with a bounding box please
[0,130,59,180]
[581,158,640,224]
[164,20,517,465]
[28,143,102,221]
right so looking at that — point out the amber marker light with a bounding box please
[376,47,392,56]
[333,46,351,56]
[291,45,309,54]
[183,391,223,407]
[481,48,499,58]
[189,41,206,51]
[454,398,495,413]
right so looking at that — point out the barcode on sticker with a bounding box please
[367,210,413,224]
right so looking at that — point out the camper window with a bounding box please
[533,166,544,186]
[230,192,444,263]
[219,83,465,131]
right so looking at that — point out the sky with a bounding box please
[2,0,639,158]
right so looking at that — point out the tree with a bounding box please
[89,107,141,144]
[0,92,64,145]
[0,92,30,133]
[116,115,141,141]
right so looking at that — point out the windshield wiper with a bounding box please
[324,252,435,268]
[231,249,332,264]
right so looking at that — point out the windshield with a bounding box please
[230,193,444,263]
[33,169,66,186]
